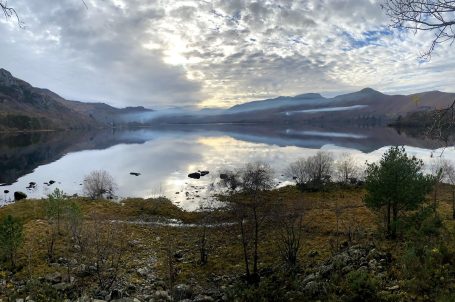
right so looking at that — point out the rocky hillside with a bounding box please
[0,69,153,132]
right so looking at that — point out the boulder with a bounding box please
[303,281,327,297]
[200,171,209,176]
[154,290,172,301]
[188,172,201,179]
[44,272,62,284]
[14,191,27,201]
[193,295,214,302]
[173,283,192,300]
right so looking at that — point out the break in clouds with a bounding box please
[1,0,454,108]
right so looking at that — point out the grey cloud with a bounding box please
[0,0,454,109]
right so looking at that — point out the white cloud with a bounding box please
[0,0,453,108]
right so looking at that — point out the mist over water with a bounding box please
[0,125,452,210]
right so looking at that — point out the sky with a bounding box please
[0,0,454,109]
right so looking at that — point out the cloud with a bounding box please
[0,0,454,108]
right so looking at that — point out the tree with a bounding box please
[220,162,275,284]
[441,160,455,219]
[286,151,334,190]
[285,158,311,189]
[382,0,455,58]
[364,146,435,238]
[429,158,447,212]
[83,170,117,200]
[335,153,360,184]
[276,204,304,271]
[0,215,23,269]
[0,1,21,25]
[46,188,67,234]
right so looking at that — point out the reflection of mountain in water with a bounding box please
[0,125,443,185]
[0,130,149,185]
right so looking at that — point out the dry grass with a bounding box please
[1,184,455,297]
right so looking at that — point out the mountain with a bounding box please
[229,93,327,112]
[151,87,455,126]
[0,69,153,132]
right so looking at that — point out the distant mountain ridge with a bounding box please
[0,68,153,132]
[1,68,455,131]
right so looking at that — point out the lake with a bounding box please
[0,124,453,210]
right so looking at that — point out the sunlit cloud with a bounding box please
[0,0,453,108]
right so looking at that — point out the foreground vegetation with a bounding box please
[2,148,455,301]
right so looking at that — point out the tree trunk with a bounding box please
[253,207,259,278]
[386,201,391,238]
[239,219,250,280]
[391,203,398,239]
[452,189,455,220]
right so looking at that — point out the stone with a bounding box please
[193,295,214,302]
[173,283,192,300]
[308,250,319,257]
[14,191,27,201]
[188,172,201,179]
[44,272,62,284]
[154,290,171,301]
[303,281,327,297]
[52,282,70,291]
[137,267,150,277]
[386,285,400,291]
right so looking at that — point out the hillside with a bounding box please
[0,69,153,132]
[152,88,455,126]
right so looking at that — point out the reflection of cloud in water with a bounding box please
[2,132,455,211]
[284,105,368,115]
[286,130,367,139]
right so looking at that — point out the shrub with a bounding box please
[345,270,379,302]
[83,170,117,200]
[0,215,23,269]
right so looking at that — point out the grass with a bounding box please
[1,184,455,299]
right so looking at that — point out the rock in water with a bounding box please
[130,172,141,176]
[200,170,209,176]
[14,191,27,201]
[188,172,201,179]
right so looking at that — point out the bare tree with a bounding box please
[83,170,117,200]
[429,157,447,212]
[220,162,275,284]
[335,153,360,184]
[0,1,21,26]
[382,0,455,58]
[285,158,311,189]
[286,151,334,190]
[275,200,305,271]
[441,160,455,218]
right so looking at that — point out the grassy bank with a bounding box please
[1,184,455,301]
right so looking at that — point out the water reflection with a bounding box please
[0,125,451,210]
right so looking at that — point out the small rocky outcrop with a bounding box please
[14,191,27,201]
[188,173,201,179]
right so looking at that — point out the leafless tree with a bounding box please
[429,157,448,212]
[275,199,305,271]
[440,160,455,218]
[220,162,275,284]
[285,158,312,188]
[83,170,117,200]
[78,218,128,291]
[382,0,455,59]
[0,1,21,26]
[335,153,360,184]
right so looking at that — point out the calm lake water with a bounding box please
[0,125,453,210]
